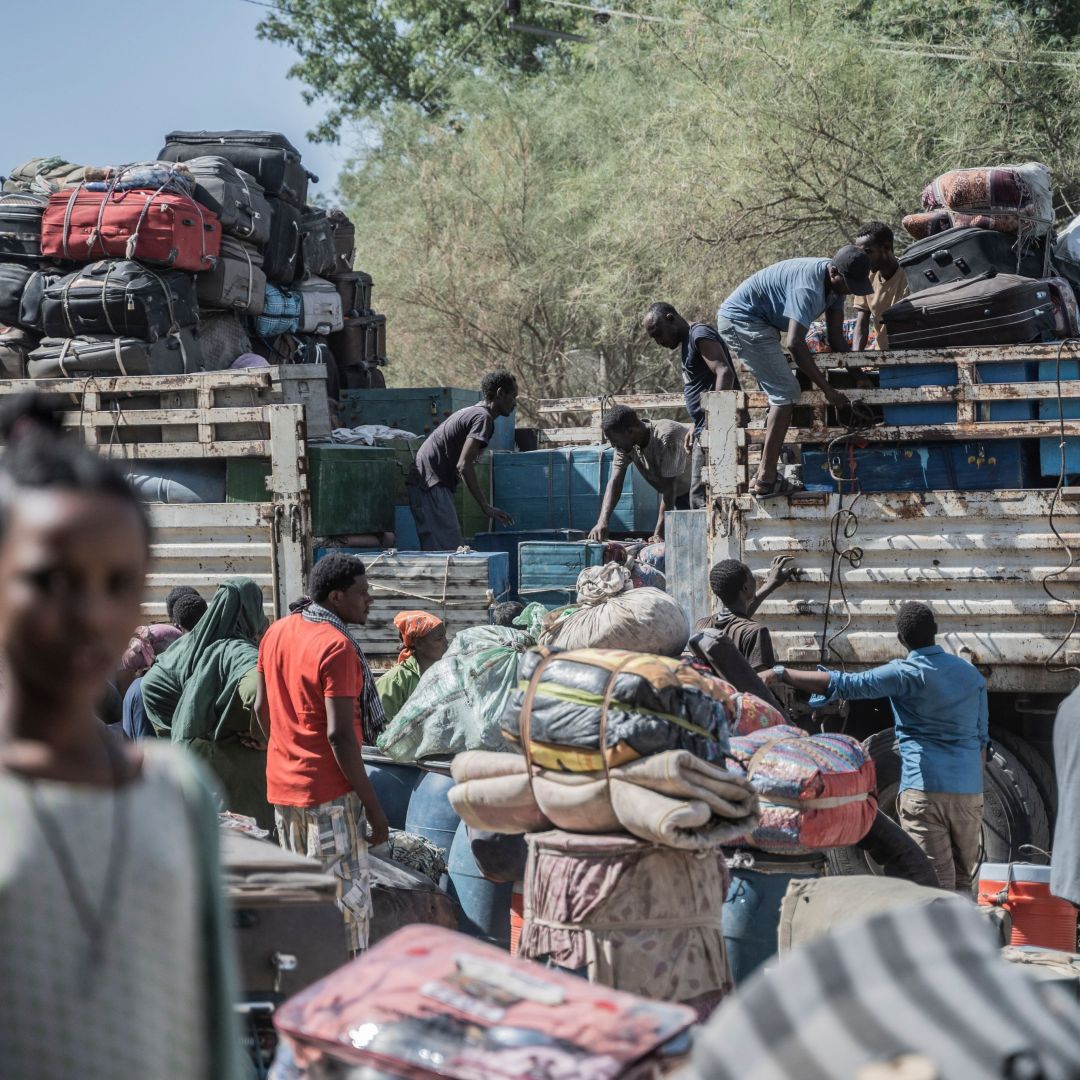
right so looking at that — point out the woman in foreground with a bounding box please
[0,394,244,1080]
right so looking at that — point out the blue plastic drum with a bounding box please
[447,820,512,948]
[404,769,460,859]
[363,751,421,831]
[723,868,817,984]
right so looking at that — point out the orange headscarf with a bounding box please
[393,610,444,664]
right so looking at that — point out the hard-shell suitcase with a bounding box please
[0,325,39,378]
[900,227,1047,293]
[327,208,355,274]
[0,192,49,262]
[330,270,372,317]
[262,196,301,285]
[881,272,1057,349]
[296,275,344,334]
[179,156,272,247]
[41,188,221,272]
[197,236,267,314]
[298,207,337,278]
[250,283,301,339]
[40,260,200,341]
[0,263,34,326]
[27,330,201,379]
[159,130,312,207]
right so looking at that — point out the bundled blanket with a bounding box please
[725,725,876,854]
[449,749,759,851]
[502,647,733,771]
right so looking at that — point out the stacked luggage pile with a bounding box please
[0,130,387,392]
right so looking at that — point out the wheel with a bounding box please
[993,730,1057,824]
[825,811,938,886]
[992,741,1051,862]
[862,729,1035,865]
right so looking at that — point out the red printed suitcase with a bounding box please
[41,187,221,271]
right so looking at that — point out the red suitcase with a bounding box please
[41,187,221,271]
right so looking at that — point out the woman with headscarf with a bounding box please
[376,610,448,721]
[141,577,271,828]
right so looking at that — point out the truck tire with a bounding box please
[861,729,1034,865]
[993,730,1057,824]
[991,742,1051,861]
[825,811,938,885]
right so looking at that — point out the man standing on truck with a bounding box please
[256,554,390,954]
[587,405,693,542]
[642,302,739,509]
[852,221,909,352]
[407,370,518,550]
[717,248,868,498]
[763,601,988,893]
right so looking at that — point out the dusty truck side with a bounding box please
[697,342,1080,864]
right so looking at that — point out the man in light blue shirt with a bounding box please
[762,601,988,892]
[718,247,871,499]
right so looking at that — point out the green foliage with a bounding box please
[331,0,1080,410]
[256,0,583,142]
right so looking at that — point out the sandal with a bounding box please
[750,474,805,499]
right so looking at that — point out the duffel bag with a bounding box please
[262,196,301,284]
[40,261,199,341]
[41,188,221,272]
[331,270,371,317]
[298,207,337,278]
[900,227,1046,293]
[0,193,49,262]
[724,724,877,854]
[327,208,355,274]
[18,267,64,332]
[0,263,34,326]
[881,271,1057,349]
[199,310,253,370]
[0,325,39,378]
[180,156,271,247]
[197,236,266,314]
[27,330,201,379]
[3,157,91,195]
[158,130,311,207]
[250,283,300,339]
[501,646,734,771]
[82,161,196,197]
[296,275,343,334]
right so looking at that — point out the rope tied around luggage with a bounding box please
[360,550,456,615]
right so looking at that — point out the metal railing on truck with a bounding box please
[703,342,1080,694]
[0,370,313,620]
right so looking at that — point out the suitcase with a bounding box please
[298,207,337,278]
[328,314,385,386]
[262,196,301,284]
[0,192,49,262]
[327,208,355,274]
[0,325,39,378]
[330,270,372,317]
[900,227,1047,293]
[159,130,311,207]
[250,283,301,339]
[176,156,271,247]
[199,310,253,370]
[41,188,222,272]
[0,263,34,327]
[15,267,62,332]
[881,272,1057,349]
[197,235,267,314]
[296,275,344,334]
[40,260,200,341]
[221,830,347,999]
[27,329,202,378]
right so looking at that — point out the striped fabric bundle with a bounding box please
[725,725,876,854]
[683,900,1080,1080]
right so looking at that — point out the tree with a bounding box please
[256,0,584,142]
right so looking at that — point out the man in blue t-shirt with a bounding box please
[717,247,872,498]
[643,303,738,509]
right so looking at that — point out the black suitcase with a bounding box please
[40,260,200,341]
[13,267,61,331]
[329,314,386,388]
[197,235,267,314]
[181,156,272,248]
[0,192,49,262]
[27,330,201,378]
[901,227,1047,293]
[298,207,337,278]
[0,262,34,326]
[262,196,301,285]
[330,270,372,317]
[159,130,312,207]
[882,271,1057,349]
[0,325,39,378]
[327,208,355,275]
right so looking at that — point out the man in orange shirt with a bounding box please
[256,553,389,954]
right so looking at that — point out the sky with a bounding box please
[6,0,356,201]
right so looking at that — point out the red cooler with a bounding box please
[978,862,1078,952]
